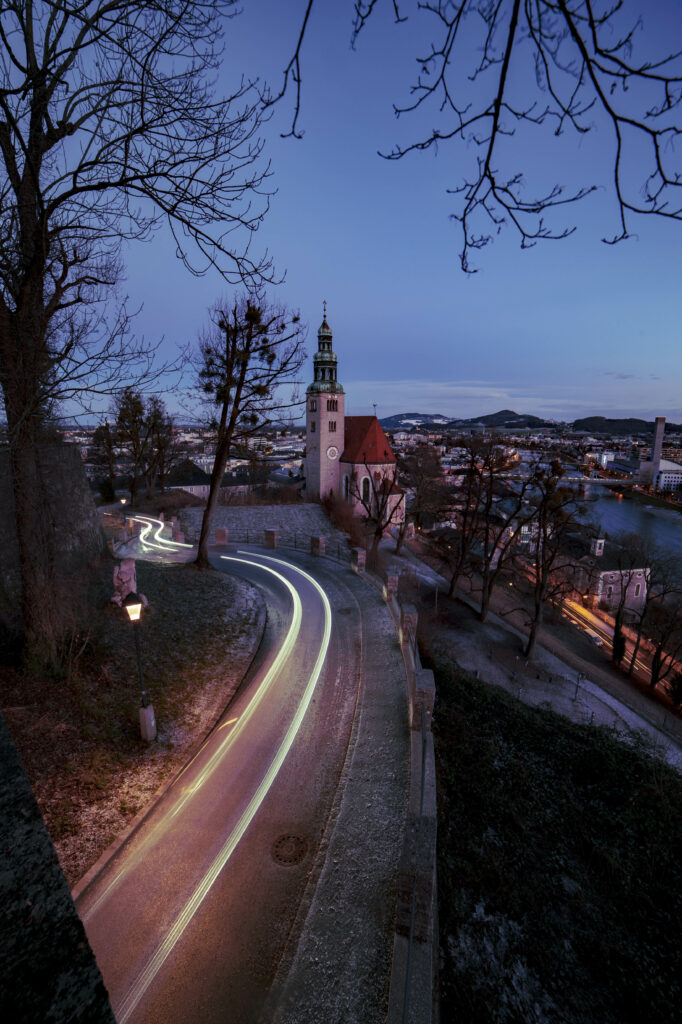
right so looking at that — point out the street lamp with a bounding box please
[123,591,156,741]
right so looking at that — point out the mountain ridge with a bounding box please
[379,410,682,434]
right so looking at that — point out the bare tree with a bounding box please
[398,442,446,529]
[623,546,682,680]
[192,296,306,569]
[646,597,682,691]
[0,1,272,660]
[517,464,584,659]
[276,1,682,271]
[426,436,502,597]
[598,533,650,667]
[348,461,405,564]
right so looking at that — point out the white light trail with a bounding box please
[114,554,332,1024]
[82,556,301,925]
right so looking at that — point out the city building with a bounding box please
[304,310,403,525]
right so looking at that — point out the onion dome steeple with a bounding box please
[307,301,344,394]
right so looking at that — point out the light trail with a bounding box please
[114,553,332,1024]
[131,514,195,550]
[101,511,194,552]
[81,555,302,926]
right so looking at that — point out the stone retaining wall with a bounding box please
[178,503,350,553]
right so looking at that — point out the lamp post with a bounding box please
[123,591,156,741]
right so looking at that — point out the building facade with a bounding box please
[304,312,403,526]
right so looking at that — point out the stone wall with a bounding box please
[0,712,116,1022]
[178,502,350,553]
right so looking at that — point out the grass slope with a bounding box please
[431,660,682,1024]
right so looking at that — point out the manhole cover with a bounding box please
[272,834,308,866]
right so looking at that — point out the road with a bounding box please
[78,544,366,1024]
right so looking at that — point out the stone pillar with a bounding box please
[139,705,157,742]
[265,528,278,549]
[311,535,326,556]
[399,603,418,647]
[412,668,436,731]
[172,530,185,543]
[215,527,228,546]
[382,572,399,602]
[351,548,366,573]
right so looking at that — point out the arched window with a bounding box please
[362,477,370,504]
[344,475,350,500]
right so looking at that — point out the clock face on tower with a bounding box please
[327,445,339,460]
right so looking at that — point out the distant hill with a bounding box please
[572,416,682,435]
[453,409,551,429]
[379,412,453,431]
[381,409,552,431]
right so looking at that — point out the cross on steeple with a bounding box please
[323,299,327,319]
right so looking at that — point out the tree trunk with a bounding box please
[7,424,62,665]
[524,600,543,659]
[196,439,232,569]
[627,626,643,675]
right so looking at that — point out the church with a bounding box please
[304,309,404,526]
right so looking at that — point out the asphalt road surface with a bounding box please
[78,549,366,1024]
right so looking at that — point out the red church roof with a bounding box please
[341,416,396,465]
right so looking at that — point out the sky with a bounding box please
[122,1,682,425]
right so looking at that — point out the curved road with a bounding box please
[78,544,368,1023]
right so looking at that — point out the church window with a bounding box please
[327,399,337,411]
[344,475,350,500]
[362,478,370,504]
[329,420,336,432]
[310,399,317,411]
[634,583,641,597]
[310,420,316,433]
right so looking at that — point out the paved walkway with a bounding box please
[264,562,409,1024]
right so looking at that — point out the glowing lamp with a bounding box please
[124,592,143,622]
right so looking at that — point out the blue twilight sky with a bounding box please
[122,1,682,424]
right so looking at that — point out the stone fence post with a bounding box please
[382,571,399,603]
[311,535,326,556]
[351,548,366,572]
[265,528,278,549]
[399,603,418,648]
[412,668,435,732]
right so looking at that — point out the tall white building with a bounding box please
[304,311,345,500]
[304,311,404,525]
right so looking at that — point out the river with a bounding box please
[578,483,682,559]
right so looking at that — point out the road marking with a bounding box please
[113,554,332,1023]
[81,555,301,925]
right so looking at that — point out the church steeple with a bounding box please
[307,304,344,395]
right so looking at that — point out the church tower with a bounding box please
[305,305,345,500]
